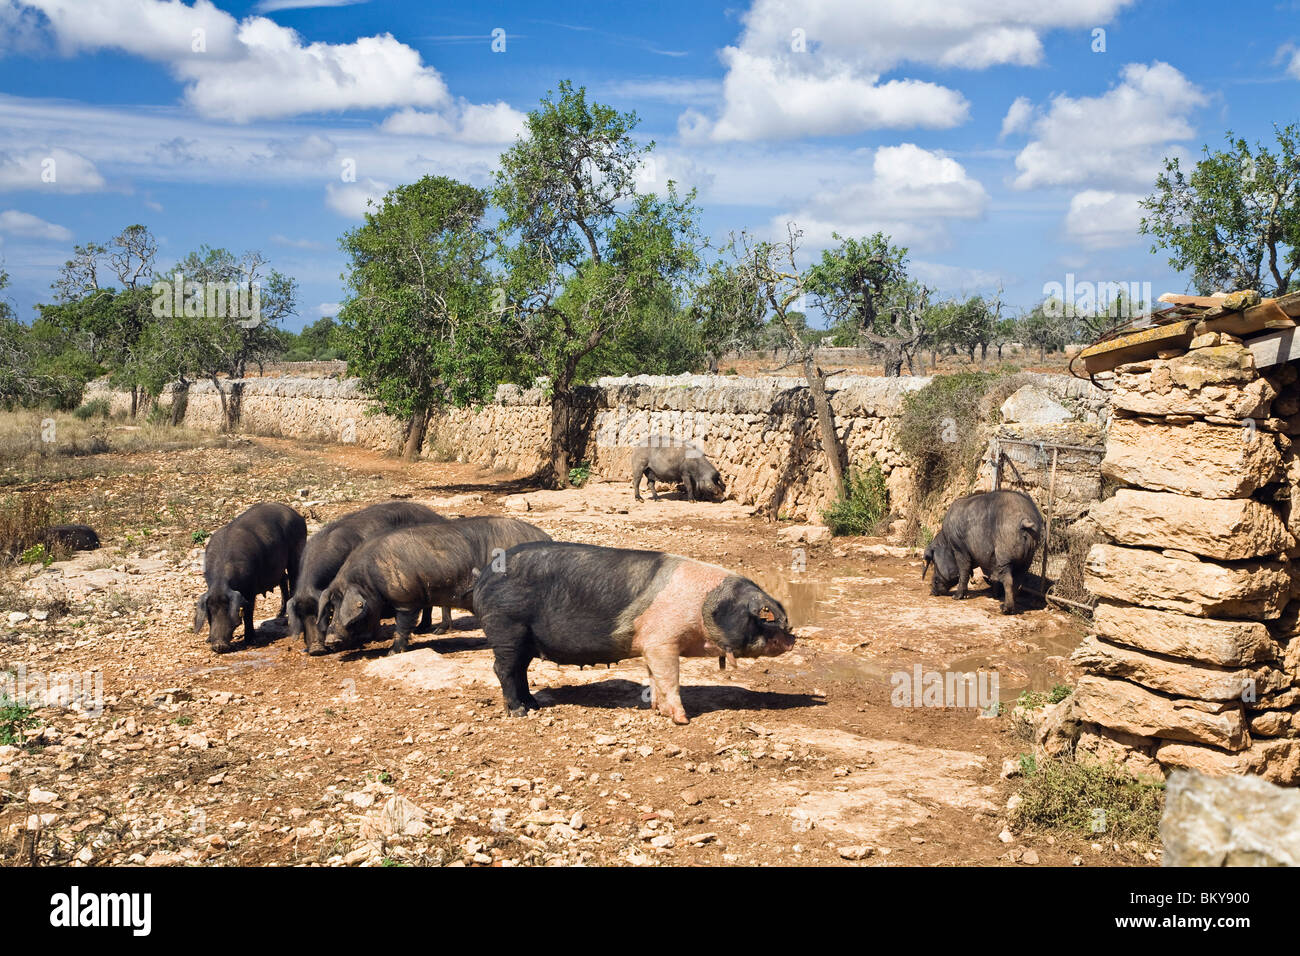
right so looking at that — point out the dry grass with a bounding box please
[0,411,217,485]
[0,491,55,560]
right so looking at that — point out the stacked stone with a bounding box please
[1072,340,1300,785]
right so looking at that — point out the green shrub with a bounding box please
[0,697,39,746]
[20,543,53,567]
[72,398,111,420]
[896,371,999,503]
[821,461,889,536]
[1011,755,1164,842]
[568,461,592,488]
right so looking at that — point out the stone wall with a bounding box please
[1065,341,1300,785]
[87,371,1106,522]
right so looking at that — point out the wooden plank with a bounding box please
[1199,300,1295,337]
[1246,326,1300,368]
[1157,293,1225,307]
[1079,319,1197,374]
[1277,290,1300,318]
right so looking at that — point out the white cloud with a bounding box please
[603,77,723,107]
[381,100,527,144]
[325,177,389,219]
[312,301,341,316]
[688,48,969,142]
[1284,43,1300,80]
[684,0,1136,141]
[773,143,987,250]
[256,0,367,11]
[1064,189,1144,249]
[0,209,71,240]
[911,260,1007,293]
[1011,61,1206,191]
[1000,96,1034,138]
[11,0,487,123]
[271,234,327,250]
[0,146,105,192]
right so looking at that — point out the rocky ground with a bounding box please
[0,435,1157,866]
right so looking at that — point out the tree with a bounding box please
[1140,124,1300,296]
[577,287,705,378]
[691,245,767,371]
[151,246,297,430]
[1018,303,1070,362]
[338,176,499,460]
[493,81,700,487]
[43,224,160,416]
[804,232,926,376]
[732,225,849,504]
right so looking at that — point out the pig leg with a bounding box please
[633,471,644,502]
[649,474,660,501]
[995,565,1018,614]
[683,473,695,502]
[277,575,290,619]
[643,645,688,724]
[416,606,433,632]
[953,553,974,600]
[490,625,539,715]
[435,605,452,634]
[243,599,257,645]
[389,608,422,655]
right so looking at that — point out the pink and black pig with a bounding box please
[472,541,796,724]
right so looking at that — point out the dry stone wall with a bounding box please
[87,370,1105,522]
[1067,342,1300,785]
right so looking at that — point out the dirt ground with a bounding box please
[0,435,1157,867]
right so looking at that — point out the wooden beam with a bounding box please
[1199,299,1296,337]
[1157,293,1226,307]
[1246,326,1300,368]
[1079,319,1197,374]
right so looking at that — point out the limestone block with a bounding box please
[1112,345,1274,418]
[1090,488,1289,559]
[1073,675,1247,750]
[1102,415,1280,498]
[1084,544,1290,619]
[1091,602,1280,667]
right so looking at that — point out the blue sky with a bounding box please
[0,0,1297,330]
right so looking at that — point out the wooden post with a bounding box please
[1039,447,1059,590]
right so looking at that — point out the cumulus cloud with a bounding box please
[1000,96,1034,138]
[9,0,496,123]
[1011,61,1206,191]
[325,177,389,219]
[684,0,1135,141]
[773,143,987,250]
[1284,43,1300,80]
[1063,189,1144,249]
[0,209,71,240]
[380,100,527,144]
[0,146,105,191]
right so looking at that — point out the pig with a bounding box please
[194,502,307,653]
[922,489,1043,614]
[631,444,725,502]
[318,516,551,656]
[472,542,796,724]
[40,523,100,553]
[289,501,446,655]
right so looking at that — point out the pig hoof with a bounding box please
[507,702,537,717]
[210,643,234,655]
[672,712,689,725]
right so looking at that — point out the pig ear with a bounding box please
[193,594,208,633]
[229,592,244,619]
[316,587,338,634]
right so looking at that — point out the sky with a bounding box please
[0,0,1297,330]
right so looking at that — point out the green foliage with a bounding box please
[821,461,890,536]
[0,492,54,560]
[338,175,501,431]
[72,398,111,420]
[567,461,591,487]
[0,697,39,747]
[191,529,209,544]
[1140,123,1300,296]
[20,542,53,567]
[1017,684,1073,710]
[1011,756,1165,842]
[896,371,1001,500]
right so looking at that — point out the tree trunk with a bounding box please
[803,355,846,497]
[224,381,243,432]
[169,383,189,427]
[402,408,428,462]
[979,342,988,363]
[129,386,139,420]
[882,346,904,377]
[548,390,571,489]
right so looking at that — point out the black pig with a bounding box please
[40,524,100,553]
[923,489,1043,614]
[318,516,551,656]
[194,502,306,652]
[473,542,796,723]
[631,444,725,502]
[289,501,445,655]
